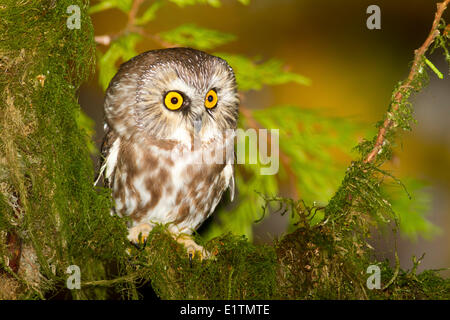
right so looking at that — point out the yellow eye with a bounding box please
[204,89,218,109]
[164,91,184,110]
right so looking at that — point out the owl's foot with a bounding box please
[175,234,210,261]
[128,223,153,248]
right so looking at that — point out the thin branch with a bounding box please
[364,0,450,164]
[94,0,175,48]
[126,0,144,29]
[131,27,176,48]
[95,28,175,48]
[83,273,140,287]
[94,0,143,45]
[94,35,112,46]
[382,242,400,291]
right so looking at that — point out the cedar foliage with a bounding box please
[0,0,449,299]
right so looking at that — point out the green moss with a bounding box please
[0,0,448,300]
[0,0,127,299]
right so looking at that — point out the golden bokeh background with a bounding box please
[81,0,450,276]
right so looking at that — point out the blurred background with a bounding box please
[80,0,450,277]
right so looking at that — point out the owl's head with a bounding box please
[104,48,239,142]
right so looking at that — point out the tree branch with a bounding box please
[364,0,450,164]
[94,0,175,48]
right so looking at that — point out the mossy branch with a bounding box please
[0,0,449,300]
[364,0,450,164]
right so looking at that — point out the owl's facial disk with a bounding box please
[161,85,221,138]
[105,48,239,143]
[160,81,210,136]
[136,58,238,142]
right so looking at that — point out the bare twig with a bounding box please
[127,0,144,29]
[94,0,175,48]
[94,35,112,46]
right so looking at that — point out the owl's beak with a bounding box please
[193,114,203,133]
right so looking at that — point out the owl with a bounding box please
[97,48,239,259]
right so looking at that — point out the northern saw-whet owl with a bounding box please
[98,48,239,258]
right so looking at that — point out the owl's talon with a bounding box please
[128,223,153,249]
[189,252,193,268]
[176,235,211,261]
[139,233,148,247]
[130,233,148,249]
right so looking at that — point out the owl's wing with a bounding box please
[226,151,236,202]
[94,124,119,188]
[229,164,235,202]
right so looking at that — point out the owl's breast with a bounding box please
[111,136,234,234]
